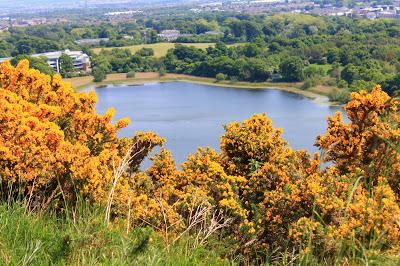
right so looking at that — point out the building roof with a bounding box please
[0,50,90,63]
[75,38,109,45]
[31,50,89,61]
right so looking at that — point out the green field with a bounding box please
[92,42,243,58]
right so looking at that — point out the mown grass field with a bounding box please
[92,43,214,57]
[92,42,243,57]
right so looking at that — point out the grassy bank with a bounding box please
[91,42,243,58]
[0,203,232,265]
[64,72,333,102]
[2,202,399,265]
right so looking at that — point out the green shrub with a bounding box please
[229,76,238,82]
[328,88,351,103]
[301,77,319,90]
[126,71,136,78]
[323,78,337,86]
[135,47,154,57]
[337,79,348,88]
[216,73,227,82]
[92,67,106,82]
[159,67,166,77]
[304,65,325,78]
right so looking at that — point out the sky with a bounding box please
[0,0,156,14]
[0,0,131,7]
[0,0,197,15]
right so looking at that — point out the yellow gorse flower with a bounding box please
[1,61,400,259]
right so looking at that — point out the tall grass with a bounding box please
[0,201,235,265]
[2,201,400,265]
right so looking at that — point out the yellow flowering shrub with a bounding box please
[219,114,322,249]
[316,86,400,193]
[289,87,400,255]
[220,113,292,177]
[177,147,247,219]
[289,174,400,256]
[2,60,400,261]
[0,60,164,215]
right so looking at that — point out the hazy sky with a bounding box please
[0,0,194,14]
[0,0,153,14]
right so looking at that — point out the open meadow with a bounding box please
[92,42,243,57]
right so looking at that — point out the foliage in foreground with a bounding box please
[1,61,400,264]
[0,203,233,265]
[2,202,400,265]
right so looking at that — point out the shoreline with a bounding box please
[64,72,335,105]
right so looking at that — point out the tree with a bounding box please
[59,54,74,77]
[327,48,340,64]
[304,65,325,78]
[328,62,341,79]
[136,47,154,57]
[173,44,206,62]
[11,55,54,76]
[229,20,245,38]
[341,63,359,84]
[279,57,305,82]
[239,58,271,82]
[216,73,226,81]
[147,29,158,44]
[244,21,262,42]
[242,43,261,57]
[382,74,400,95]
[93,67,106,82]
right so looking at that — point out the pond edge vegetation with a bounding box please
[66,72,332,105]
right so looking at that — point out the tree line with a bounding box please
[4,13,400,100]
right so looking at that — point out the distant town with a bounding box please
[0,0,399,31]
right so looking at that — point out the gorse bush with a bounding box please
[0,60,163,214]
[1,61,400,264]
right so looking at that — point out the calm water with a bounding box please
[90,82,343,164]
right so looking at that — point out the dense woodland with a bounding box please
[3,13,400,102]
[97,14,400,102]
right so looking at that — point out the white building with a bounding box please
[0,50,91,73]
[157,30,181,41]
[31,50,91,73]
